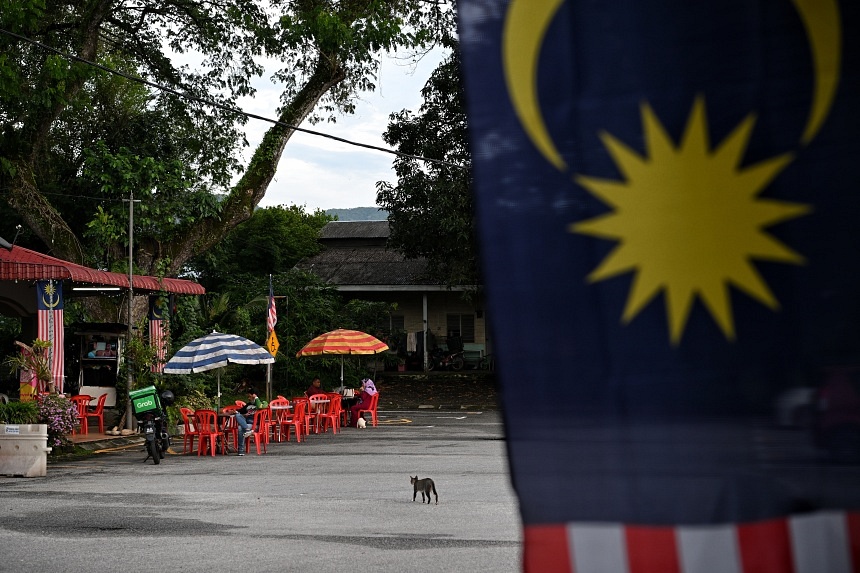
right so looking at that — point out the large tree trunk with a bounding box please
[6,0,114,264]
[162,54,346,275]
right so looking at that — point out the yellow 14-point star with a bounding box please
[570,97,810,344]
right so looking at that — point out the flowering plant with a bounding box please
[36,394,78,448]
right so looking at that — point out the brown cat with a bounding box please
[410,475,438,505]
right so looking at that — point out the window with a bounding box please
[390,314,405,334]
[446,314,475,343]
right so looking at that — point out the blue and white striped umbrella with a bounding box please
[163,331,274,374]
[164,331,274,411]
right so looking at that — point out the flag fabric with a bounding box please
[458,1,860,571]
[267,275,277,333]
[36,280,64,393]
[148,294,171,373]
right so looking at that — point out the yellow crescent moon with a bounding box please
[502,0,842,166]
[502,0,566,171]
[792,0,841,144]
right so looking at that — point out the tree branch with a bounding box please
[164,53,346,273]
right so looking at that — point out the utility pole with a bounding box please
[124,191,141,430]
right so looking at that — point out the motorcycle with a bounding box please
[130,387,174,465]
[428,347,465,371]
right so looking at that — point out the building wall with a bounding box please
[343,290,487,348]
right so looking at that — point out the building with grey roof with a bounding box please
[294,221,489,370]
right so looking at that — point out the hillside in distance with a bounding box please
[326,206,388,221]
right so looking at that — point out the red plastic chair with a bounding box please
[307,394,330,434]
[318,393,342,434]
[242,408,270,454]
[282,399,306,443]
[70,395,91,434]
[220,409,239,453]
[356,393,380,427]
[85,393,108,434]
[268,398,290,442]
[194,409,219,457]
[291,397,311,435]
[179,407,200,454]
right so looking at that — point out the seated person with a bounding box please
[233,389,267,456]
[349,378,377,427]
[305,377,326,397]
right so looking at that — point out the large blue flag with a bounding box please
[459,1,860,571]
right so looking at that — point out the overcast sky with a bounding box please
[234,50,446,212]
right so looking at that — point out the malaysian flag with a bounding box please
[458,0,860,571]
[267,275,277,333]
[36,280,64,393]
[148,294,171,373]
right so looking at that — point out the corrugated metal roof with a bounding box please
[295,247,433,286]
[319,220,390,240]
[0,245,205,295]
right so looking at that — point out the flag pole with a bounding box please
[266,274,276,402]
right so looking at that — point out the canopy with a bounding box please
[296,329,389,357]
[164,331,274,411]
[0,244,204,294]
[296,329,389,390]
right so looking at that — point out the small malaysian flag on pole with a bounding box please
[267,275,277,333]
[148,295,170,373]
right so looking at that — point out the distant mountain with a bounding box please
[326,207,388,221]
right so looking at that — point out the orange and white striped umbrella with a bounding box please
[296,329,389,357]
[296,329,389,389]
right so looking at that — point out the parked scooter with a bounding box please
[130,387,174,465]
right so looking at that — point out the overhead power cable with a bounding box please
[0,27,467,170]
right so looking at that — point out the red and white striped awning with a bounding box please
[0,245,205,295]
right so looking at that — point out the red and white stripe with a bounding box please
[149,318,167,373]
[37,308,64,393]
[267,295,277,333]
[523,511,860,573]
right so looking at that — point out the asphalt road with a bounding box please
[0,410,521,573]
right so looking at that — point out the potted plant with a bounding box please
[3,339,54,399]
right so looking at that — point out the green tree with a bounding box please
[166,269,395,401]
[192,205,333,293]
[0,0,456,286]
[376,46,479,288]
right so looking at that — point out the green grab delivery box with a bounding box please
[129,386,160,415]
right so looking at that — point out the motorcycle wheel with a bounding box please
[451,356,465,371]
[146,440,161,465]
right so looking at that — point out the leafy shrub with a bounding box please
[35,394,78,448]
[0,401,39,424]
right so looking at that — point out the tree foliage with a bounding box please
[376,46,479,288]
[192,204,333,293]
[0,0,455,285]
[162,269,396,401]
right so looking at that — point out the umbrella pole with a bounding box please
[340,356,344,392]
[217,371,221,412]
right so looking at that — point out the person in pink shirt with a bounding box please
[349,378,377,427]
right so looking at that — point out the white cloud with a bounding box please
[172,45,446,211]
[248,51,447,211]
